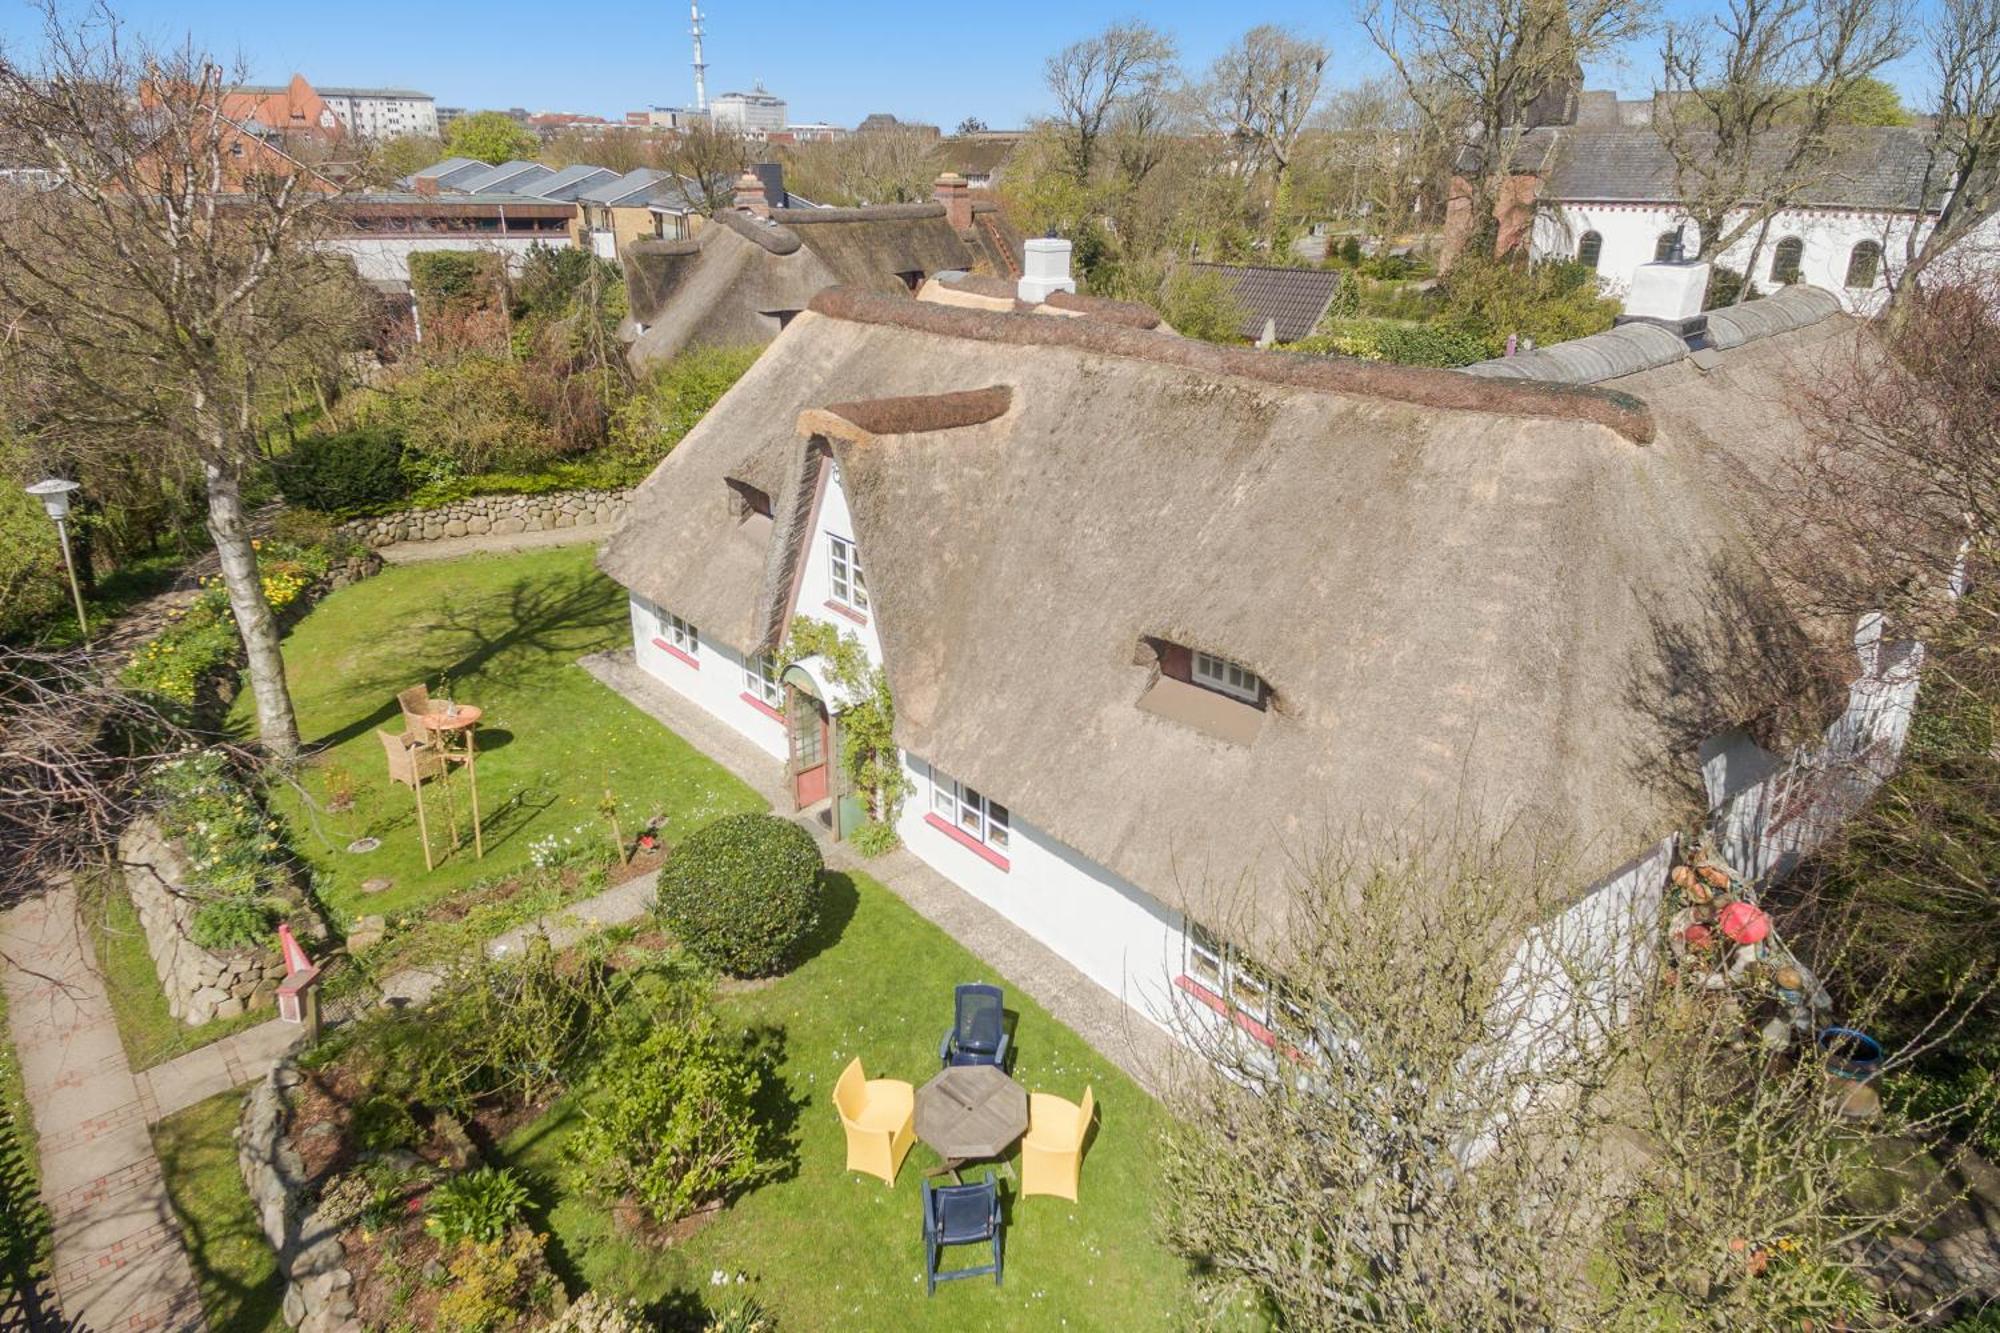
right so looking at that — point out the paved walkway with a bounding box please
[376,525,607,565]
[0,885,205,1332]
[580,649,1181,1096]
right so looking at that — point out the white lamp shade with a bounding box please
[25,478,80,521]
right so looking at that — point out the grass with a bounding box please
[504,869,1189,1330]
[152,1090,285,1333]
[0,985,51,1292]
[235,545,766,933]
[83,874,275,1071]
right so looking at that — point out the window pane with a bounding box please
[987,802,1009,849]
[932,773,957,818]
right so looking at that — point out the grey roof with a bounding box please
[458,160,553,194]
[1461,283,1846,384]
[1189,262,1343,343]
[580,167,669,207]
[1528,126,1947,212]
[405,156,489,190]
[521,163,620,201]
[316,86,433,100]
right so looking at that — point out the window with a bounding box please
[1654,229,1684,262]
[1193,651,1264,705]
[662,610,698,655]
[828,534,868,613]
[1845,239,1882,289]
[1183,920,1311,1048]
[726,478,772,520]
[929,766,1009,853]
[1576,230,1602,270]
[743,652,781,708]
[1770,236,1805,284]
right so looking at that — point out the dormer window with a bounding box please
[1193,651,1265,706]
[726,478,772,520]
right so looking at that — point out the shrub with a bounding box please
[1338,235,1364,266]
[389,354,561,475]
[654,814,824,977]
[434,1227,559,1333]
[275,427,408,515]
[564,1004,774,1224]
[425,1166,530,1246]
[609,345,761,465]
[705,1295,776,1333]
[846,820,899,858]
[1435,255,1619,355]
[1159,267,1249,344]
[1373,323,1494,368]
[351,1095,419,1152]
[189,894,278,952]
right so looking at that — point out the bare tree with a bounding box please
[1362,0,1650,255]
[1197,26,1330,244]
[1896,0,2000,297]
[0,9,366,761]
[1043,20,1179,185]
[659,120,750,214]
[1655,0,1910,287]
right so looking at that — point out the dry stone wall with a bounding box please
[239,1062,359,1332]
[337,486,630,549]
[118,818,288,1027]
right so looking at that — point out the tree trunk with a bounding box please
[1735,214,1776,305]
[204,459,301,759]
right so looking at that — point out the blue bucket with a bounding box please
[1817,1027,1883,1081]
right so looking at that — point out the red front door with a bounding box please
[790,691,830,808]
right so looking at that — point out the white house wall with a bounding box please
[790,462,886,664]
[1528,201,1994,316]
[321,236,549,285]
[628,593,790,761]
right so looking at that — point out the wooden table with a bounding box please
[916,1064,1027,1180]
[414,703,484,859]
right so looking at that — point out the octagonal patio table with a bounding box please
[916,1064,1027,1181]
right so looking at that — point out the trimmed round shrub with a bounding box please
[275,426,408,515]
[654,814,823,976]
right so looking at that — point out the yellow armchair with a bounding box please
[834,1057,915,1185]
[1021,1085,1094,1202]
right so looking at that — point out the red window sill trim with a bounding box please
[651,637,699,670]
[923,813,1010,871]
[1174,975,1278,1050]
[823,599,869,626]
[740,692,784,723]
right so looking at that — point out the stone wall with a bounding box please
[119,818,288,1027]
[337,486,631,549]
[239,1062,358,1332]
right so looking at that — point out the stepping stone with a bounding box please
[360,876,394,895]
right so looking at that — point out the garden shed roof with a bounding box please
[602,286,1862,933]
[1188,262,1343,343]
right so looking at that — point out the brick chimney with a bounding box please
[412,173,438,196]
[733,171,770,219]
[933,171,972,231]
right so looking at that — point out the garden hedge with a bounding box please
[654,814,823,976]
[275,426,408,515]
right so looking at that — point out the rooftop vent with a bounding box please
[1018,237,1077,305]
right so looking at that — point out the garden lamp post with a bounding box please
[25,478,89,647]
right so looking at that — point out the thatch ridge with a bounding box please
[808,287,1655,443]
[1042,290,1163,329]
[774,202,948,224]
[711,207,802,255]
[816,386,1013,436]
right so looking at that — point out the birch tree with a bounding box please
[1655,0,1909,283]
[1043,21,1179,185]
[1896,0,2000,298]
[1197,26,1330,245]
[0,5,365,758]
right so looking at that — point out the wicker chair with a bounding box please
[396,684,433,739]
[378,729,448,870]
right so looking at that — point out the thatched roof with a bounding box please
[624,201,1024,368]
[600,287,1861,935]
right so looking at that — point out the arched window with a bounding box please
[1577,231,1603,270]
[1771,237,1805,284]
[1845,239,1882,289]
[1654,229,1684,262]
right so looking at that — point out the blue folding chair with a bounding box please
[939,982,1010,1070]
[922,1170,1003,1295]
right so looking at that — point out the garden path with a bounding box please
[0,882,206,1332]
[580,648,1181,1098]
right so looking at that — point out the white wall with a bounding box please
[321,235,550,285]
[628,593,790,761]
[790,462,886,664]
[1530,200,2000,315]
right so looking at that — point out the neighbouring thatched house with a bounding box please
[596,250,1863,1044]
[622,170,1022,368]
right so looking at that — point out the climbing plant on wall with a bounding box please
[782,618,906,838]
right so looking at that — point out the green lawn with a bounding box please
[238,545,766,931]
[505,869,1188,1330]
[0,985,50,1294]
[83,875,275,1070]
[152,1090,285,1333]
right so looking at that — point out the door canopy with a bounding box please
[780,654,865,713]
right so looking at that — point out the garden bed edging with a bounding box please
[118,817,289,1027]
[238,1060,359,1332]
[336,486,631,549]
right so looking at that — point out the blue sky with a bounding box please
[0,1,1942,129]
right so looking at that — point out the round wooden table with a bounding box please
[415,703,484,859]
[916,1065,1027,1179]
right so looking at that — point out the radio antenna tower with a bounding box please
[690,2,708,112]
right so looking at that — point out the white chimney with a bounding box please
[1619,258,1711,332]
[1018,237,1077,304]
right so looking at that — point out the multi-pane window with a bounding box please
[743,652,781,707]
[662,610,698,655]
[1653,229,1683,262]
[829,534,868,613]
[1184,919,1309,1044]
[1576,230,1602,270]
[1771,237,1805,284]
[930,766,1009,853]
[1845,240,1882,289]
[1193,651,1263,705]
